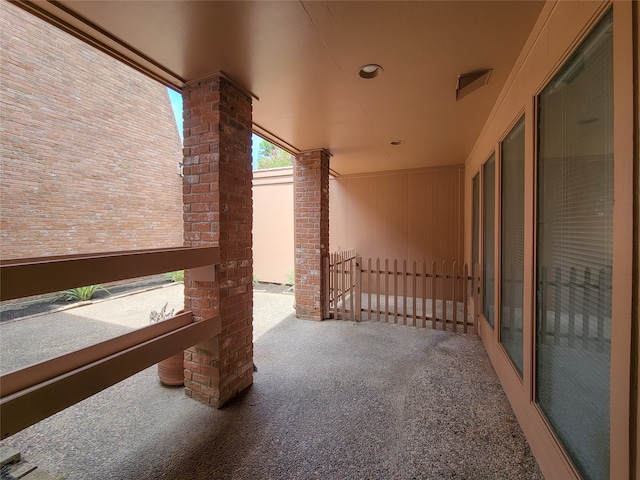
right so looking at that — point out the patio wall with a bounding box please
[252,167,294,284]
[330,165,464,267]
[252,165,464,286]
[0,2,183,260]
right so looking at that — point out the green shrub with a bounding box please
[165,270,184,283]
[56,285,108,302]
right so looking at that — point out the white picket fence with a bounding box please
[324,250,480,333]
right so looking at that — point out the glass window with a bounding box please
[535,10,613,480]
[472,173,480,280]
[500,117,525,376]
[482,155,495,328]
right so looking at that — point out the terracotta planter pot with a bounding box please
[157,352,185,386]
[157,309,185,386]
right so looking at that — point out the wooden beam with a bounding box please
[0,312,193,398]
[0,314,221,439]
[0,246,220,301]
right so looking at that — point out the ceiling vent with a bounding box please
[456,69,492,101]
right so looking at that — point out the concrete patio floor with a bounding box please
[0,285,543,479]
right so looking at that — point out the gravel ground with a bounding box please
[0,286,543,479]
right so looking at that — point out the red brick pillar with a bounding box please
[181,74,253,407]
[294,150,330,320]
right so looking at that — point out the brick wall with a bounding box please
[0,2,183,259]
[182,75,254,407]
[294,150,330,320]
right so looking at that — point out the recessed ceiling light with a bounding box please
[358,64,383,79]
[390,140,404,146]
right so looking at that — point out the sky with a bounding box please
[167,87,259,168]
[167,88,183,142]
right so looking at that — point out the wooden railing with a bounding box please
[0,246,219,301]
[324,250,480,333]
[0,246,221,439]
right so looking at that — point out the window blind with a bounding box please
[535,10,613,480]
[500,116,525,376]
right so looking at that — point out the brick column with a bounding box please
[182,74,253,408]
[294,150,330,320]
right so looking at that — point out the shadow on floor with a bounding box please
[2,313,542,480]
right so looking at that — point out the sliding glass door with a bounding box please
[500,117,525,376]
[535,10,613,480]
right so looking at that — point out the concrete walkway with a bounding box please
[0,286,543,479]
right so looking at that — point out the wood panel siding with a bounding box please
[329,166,464,272]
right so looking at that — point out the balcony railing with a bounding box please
[0,246,221,439]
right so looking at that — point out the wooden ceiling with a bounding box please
[18,1,545,176]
